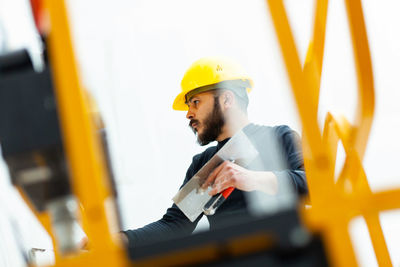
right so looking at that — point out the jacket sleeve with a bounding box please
[123,158,202,249]
[273,125,308,196]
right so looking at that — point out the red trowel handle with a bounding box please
[202,187,235,215]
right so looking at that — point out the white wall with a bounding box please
[1,0,400,266]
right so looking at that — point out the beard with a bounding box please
[189,97,225,146]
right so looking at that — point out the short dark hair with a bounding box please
[213,89,249,113]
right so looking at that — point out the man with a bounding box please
[122,57,307,249]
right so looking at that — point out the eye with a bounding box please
[191,99,200,107]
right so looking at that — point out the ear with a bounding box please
[221,90,235,108]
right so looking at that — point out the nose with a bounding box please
[186,108,194,120]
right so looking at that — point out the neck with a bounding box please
[216,111,250,141]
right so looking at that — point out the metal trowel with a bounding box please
[172,130,259,222]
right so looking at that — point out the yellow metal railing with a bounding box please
[43,0,129,266]
[267,0,398,266]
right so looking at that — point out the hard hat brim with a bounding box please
[172,90,189,111]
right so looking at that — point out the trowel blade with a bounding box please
[172,130,258,222]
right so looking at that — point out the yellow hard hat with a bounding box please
[172,57,253,111]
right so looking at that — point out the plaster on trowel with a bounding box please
[172,130,259,222]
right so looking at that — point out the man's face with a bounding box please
[186,91,225,146]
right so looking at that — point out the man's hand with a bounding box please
[78,236,89,250]
[201,161,279,196]
[116,232,129,246]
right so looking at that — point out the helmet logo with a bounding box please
[216,65,223,72]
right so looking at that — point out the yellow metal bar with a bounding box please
[43,1,129,266]
[301,0,330,206]
[321,113,340,181]
[324,114,391,265]
[44,0,115,250]
[265,0,393,266]
[266,0,335,213]
[266,0,324,159]
[364,213,392,266]
[303,0,328,105]
[344,0,375,159]
[366,189,400,212]
[324,219,358,267]
[266,2,356,265]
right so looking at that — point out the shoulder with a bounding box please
[189,145,218,174]
[244,123,300,144]
[272,125,300,139]
[271,125,302,153]
[182,145,218,186]
[269,125,301,147]
[244,123,294,136]
[272,125,296,136]
[192,145,218,165]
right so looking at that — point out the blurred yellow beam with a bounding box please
[266,0,324,158]
[324,113,391,266]
[301,0,329,207]
[363,189,400,213]
[266,1,356,264]
[344,0,375,160]
[266,1,334,215]
[265,0,386,266]
[303,0,328,105]
[301,0,330,209]
[44,0,129,266]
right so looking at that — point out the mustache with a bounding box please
[189,119,200,128]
